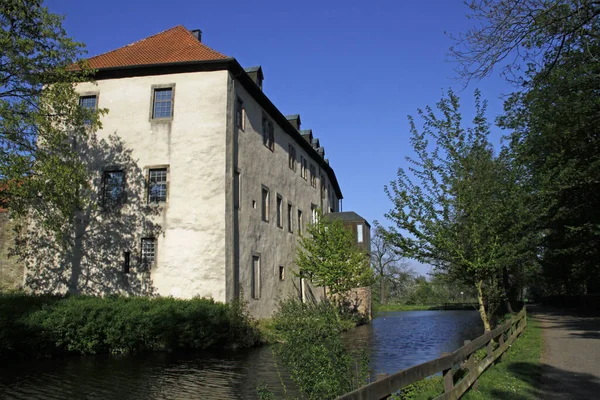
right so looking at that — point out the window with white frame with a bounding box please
[252,255,261,299]
[261,186,270,222]
[311,204,318,224]
[148,168,167,203]
[297,209,303,234]
[152,87,173,119]
[141,238,156,270]
[300,156,307,180]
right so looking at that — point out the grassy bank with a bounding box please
[0,293,261,358]
[374,304,438,313]
[396,313,542,399]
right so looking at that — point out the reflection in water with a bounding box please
[0,310,481,399]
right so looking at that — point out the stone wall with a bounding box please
[0,212,22,291]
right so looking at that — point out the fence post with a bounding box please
[487,339,493,359]
[441,352,454,393]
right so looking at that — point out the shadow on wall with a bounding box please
[17,133,162,296]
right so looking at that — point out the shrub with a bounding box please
[270,299,369,400]
[0,293,260,358]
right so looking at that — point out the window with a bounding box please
[287,203,293,233]
[261,186,270,222]
[102,169,125,208]
[123,251,130,274]
[252,255,261,299]
[321,175,326,199]
[152,87,173,119]
[79,95,97,125]
[234,170,241,210]
[357,224,364,243]
[148,168,167,203]
[297,209,303,234]
[311,204,318,223]
[279,266,285,281]
[276,194,283,228]
[288,145,296,171]
[141,238,156,270]
[262,114,274,151]
[236,97,244,131]
[310,165,317,188]
[300,156,307,180]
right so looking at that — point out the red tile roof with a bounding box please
[86,26,229,69]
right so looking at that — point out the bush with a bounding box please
[0,293,260,358]
[269,299,369,400]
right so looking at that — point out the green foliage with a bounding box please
[391,376,443,400]
[0,293,260,358]
[296,210,373,296]
[0,0,105,237]
[270,299,369,400]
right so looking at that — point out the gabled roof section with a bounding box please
[86,25,229,70]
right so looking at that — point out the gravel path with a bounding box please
[533,306,600,399]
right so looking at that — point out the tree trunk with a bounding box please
[476,280,491,332]
[503,267,514,313]
[380,275,386,304]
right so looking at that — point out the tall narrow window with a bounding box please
[321,175,326,199]
[152,87,173,119]
[252,255,261,299]
[276,194,283,228]
[310,165,317,188]
[261,187,269,222]
[287,203,293,233]
[102,169,125,208]
[148,168,167,203]
[297,209,303,234]
[311,204,318,224]
[288,145,296,171]
[357,224,364,243]
[279,266,285,281]
[234,170,241,210]
[141,238,156,270]
[236,97,244,131]
[300,156,307,180]
[300,277,306,303]
[123,251,130,274]
[262,115,274,151]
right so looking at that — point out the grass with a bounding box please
[462,316,542,399]
[373,304,438,313]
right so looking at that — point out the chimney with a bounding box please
[317,147,325,158]
[286,114,301,131]
[190,29,202,42]
[245,66,264,90]
[311,137,320,149]
[300,129,313,144]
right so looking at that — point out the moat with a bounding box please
[0,310,482,400]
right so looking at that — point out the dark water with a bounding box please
[0,310,482,399]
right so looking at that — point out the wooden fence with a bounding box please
[336,307,527,400]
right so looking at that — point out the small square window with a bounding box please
[102,169,125,208]
[141,238,156,270]
[148,168,167,203]
[152,87,173,119]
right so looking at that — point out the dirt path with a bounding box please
[532,306,600,399]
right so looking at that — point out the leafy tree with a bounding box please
[384,89,507,331]
[500,44,600,294]
[296,210,373,297]
[371,224,413,304]
[0,0,102,237]
[450,0,600,84]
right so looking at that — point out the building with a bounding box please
[20,26,369,318]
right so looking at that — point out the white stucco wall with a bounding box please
[75,70,229,301]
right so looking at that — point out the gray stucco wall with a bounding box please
[0,212,22,291]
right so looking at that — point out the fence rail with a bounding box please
[336,307,527,400]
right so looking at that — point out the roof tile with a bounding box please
[86,25,229,69]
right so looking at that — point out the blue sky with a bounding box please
[47,0,513,275]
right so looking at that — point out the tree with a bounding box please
[296,210,373,297]
[384,89,507,331]
[0,0,102,237]
[371,224,413,304]
[450,0,600,84]
[500,44,600,294]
